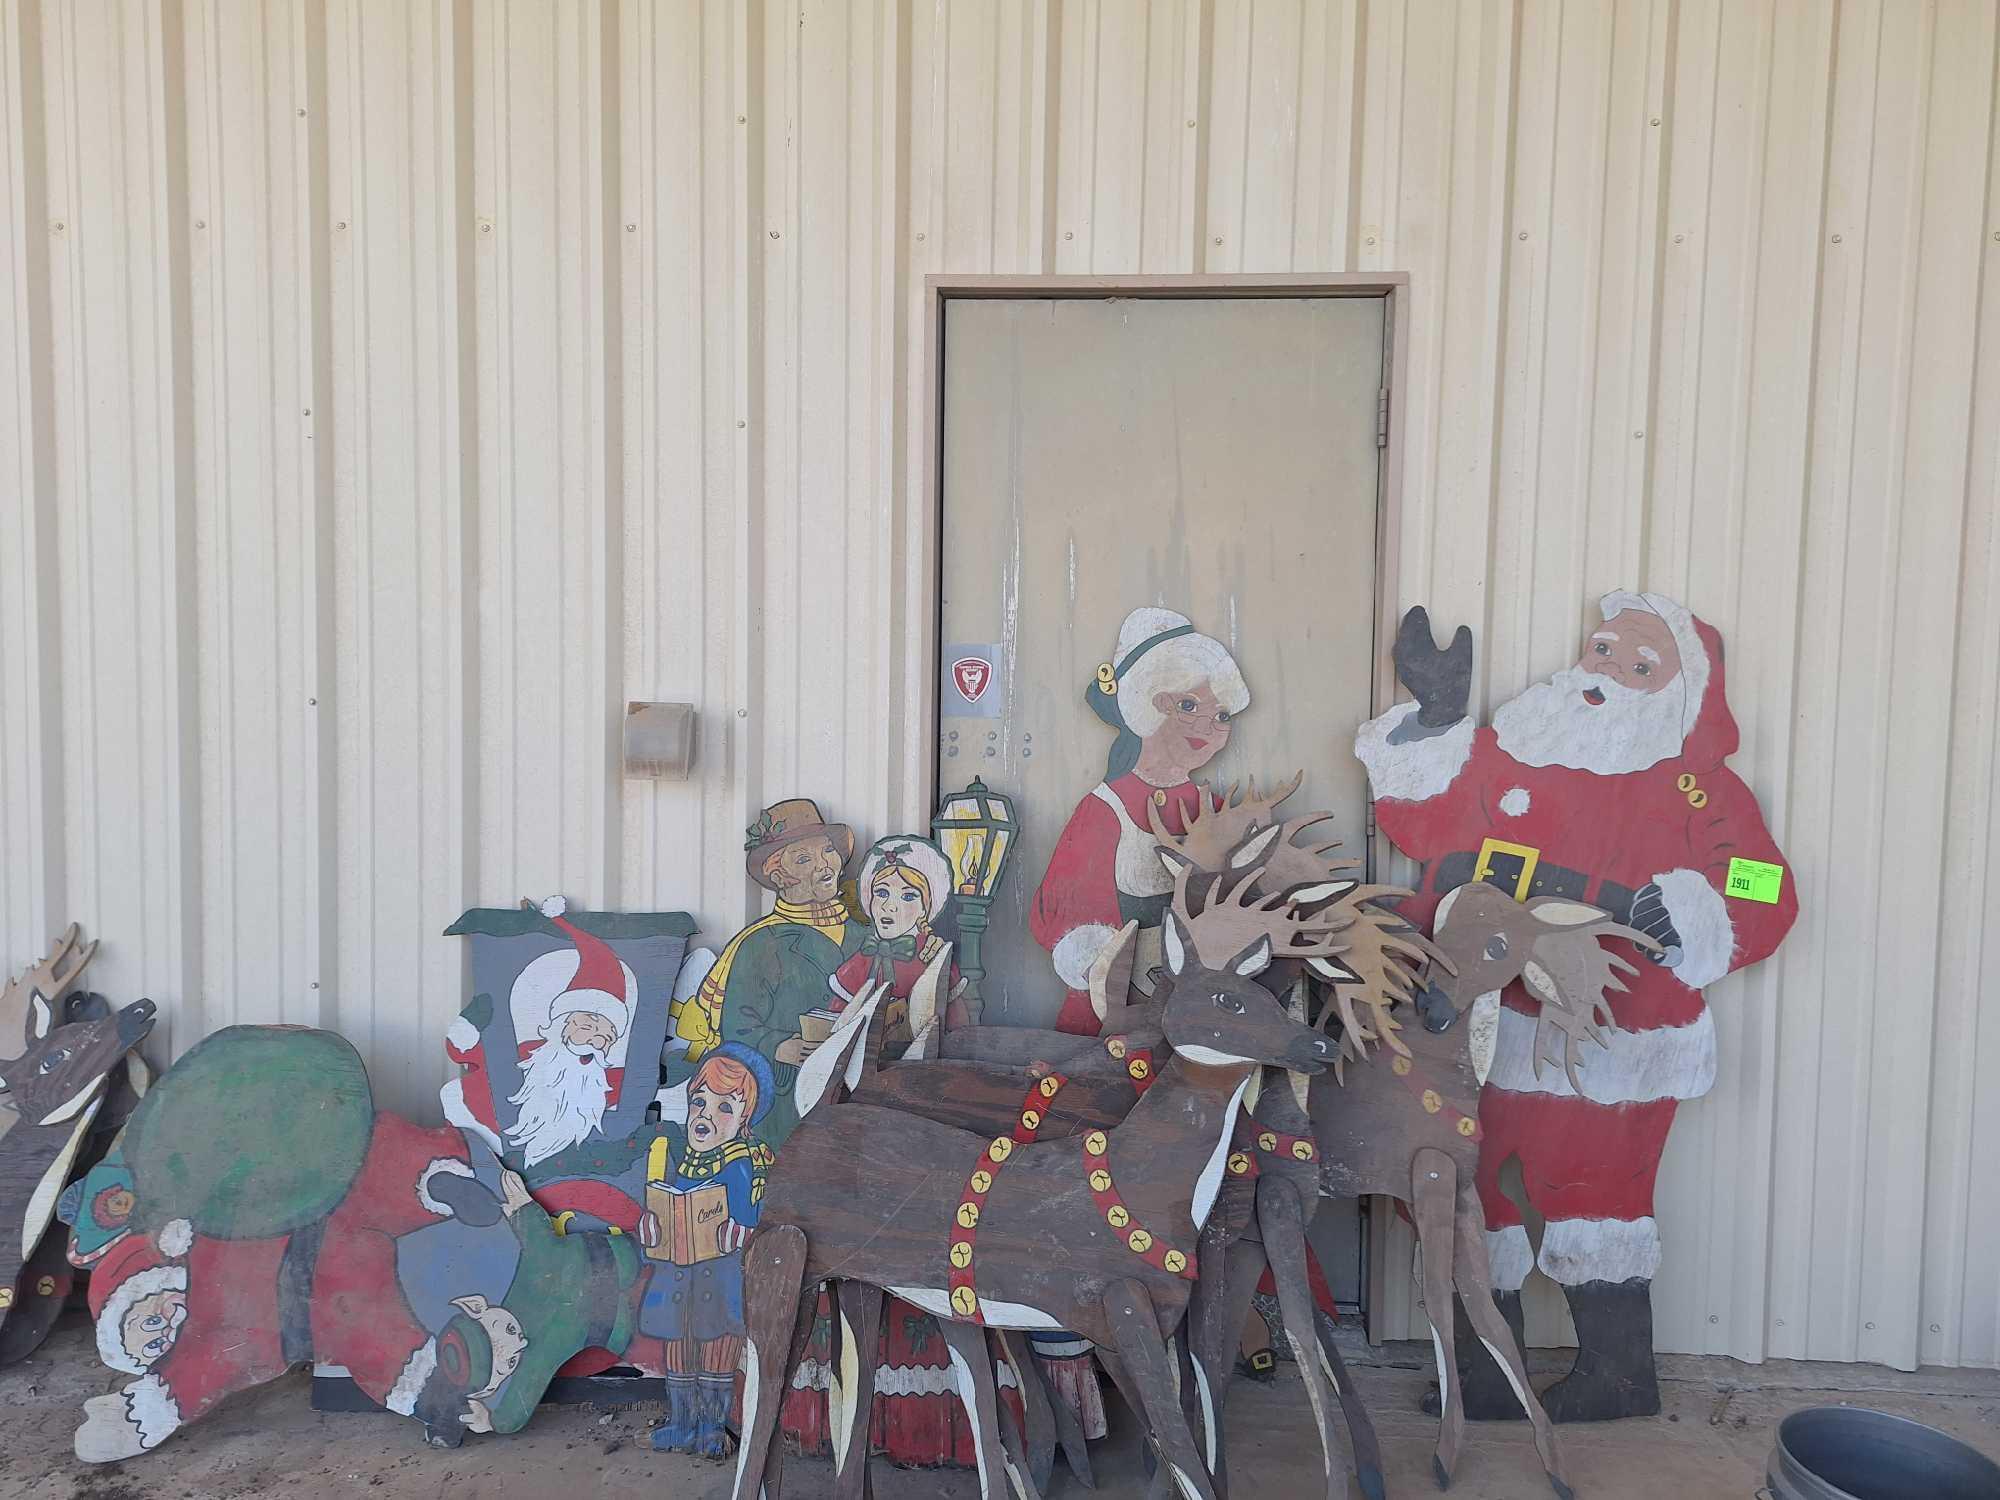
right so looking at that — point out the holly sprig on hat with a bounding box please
[743,810,785,850]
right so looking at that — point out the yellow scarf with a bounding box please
[669,898,851,1059]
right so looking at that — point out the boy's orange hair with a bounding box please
[691,1051,758,1122]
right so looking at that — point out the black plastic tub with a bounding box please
[1765,1406,2000,1500]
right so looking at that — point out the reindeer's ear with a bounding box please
[27,990,52,1042]
[1527,899,1609,928]
[1228,824,1283,869]
[1156,846,1194,878]
[1163,912,1189,976]
[1229,936,1272,979]
[1432,884,1466,929]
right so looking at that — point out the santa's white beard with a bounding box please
[1491,665,1687,774]
[506,1033,610,1166]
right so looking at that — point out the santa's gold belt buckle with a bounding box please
[1473,838,1541,902]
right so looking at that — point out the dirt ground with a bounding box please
[4,1313,1996,1500]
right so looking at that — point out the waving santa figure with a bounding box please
[1030,606,1248,1033]
[1355,591,1797,1421]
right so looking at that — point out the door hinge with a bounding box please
[1375,387,1390,447]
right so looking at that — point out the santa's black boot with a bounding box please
[1455,1289,1530,1420]
[1540,1278,1661,1422]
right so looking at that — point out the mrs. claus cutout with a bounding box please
[1355,591,1798,1422]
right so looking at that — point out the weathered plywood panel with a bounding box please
[4,0,2000,1368]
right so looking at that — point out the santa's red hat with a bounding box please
[536,896,632,1038]
[89,1230,189,1375]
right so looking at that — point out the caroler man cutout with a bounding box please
[1031,606,1249,1034]
[1355,590,1797,1422]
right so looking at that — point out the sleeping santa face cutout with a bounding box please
[1356,589,1798,1424]
[504,898,638,1168]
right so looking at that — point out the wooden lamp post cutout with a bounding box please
[933,776,1019,1023]
[1355,594,1799,1422]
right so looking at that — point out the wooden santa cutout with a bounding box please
[1355,594,1799,1421]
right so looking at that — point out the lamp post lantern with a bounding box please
[932,776,1018,1021]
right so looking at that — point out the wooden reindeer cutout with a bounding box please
[1297,883,1657,1499]
[732,862,1340,1500]
[0,923,99,1062]
[0,956,151,1341]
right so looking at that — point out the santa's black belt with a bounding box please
[1428,849,1636,925]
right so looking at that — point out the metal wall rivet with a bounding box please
[1213,235,1223,245]
[737,114,746,124]
[480,221,492,233]
[769,229,780,239]
[336,220,348,231]
[737,419,747,429]
[303,408,312,417]
[1865,1321,1875,1330]
[297,107,307,117]
[626,222,637,232]
[1831,233,1842,243]
[1992,231,1999,242]
[1186,118,1196,128]
[194,219,206,230]
[1365,235,1376,245]
[310,980,320,989]
[308,697,318,706]
[915,231,925,241]
[1633,429,1644,439]
[1064,231,1074,240]
[1518,230,1529,240]
[1674,233,1685,243]
[50,221,63,233]
[736,708,748,718]
[1931,1323,1942,1333]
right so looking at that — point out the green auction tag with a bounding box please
[1725,857,1784,904]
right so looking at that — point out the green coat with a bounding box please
[718,917,865,1146]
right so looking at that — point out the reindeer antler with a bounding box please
[2,923,98,1022]
[1520,915,1660,1094]
[1308,887,1441,1075]
[1147,770,1305,872]
[1169,848,1345,971]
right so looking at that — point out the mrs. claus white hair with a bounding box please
[1112,607,1250,738]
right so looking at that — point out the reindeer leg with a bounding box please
[731,1226,808,1500]
[1452,1196,1571,1500]
[995,1329,1057,1494]
[1192,1235,1269,1498]
[761,1280,826,1499]
[1257,1177,1349,1500]
[1411,1148,1464,1491]
[830,1281,883,1500]
[1312,1306,1385,1500]
[935,1318,1034,1500]
[1104,1279,1219,1500]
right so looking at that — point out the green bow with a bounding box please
[862,932,920,962]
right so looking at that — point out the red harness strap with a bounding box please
[1080,1129,1196,1281]
[946,1073,1070,1323]
[1102,1034,1158,1095]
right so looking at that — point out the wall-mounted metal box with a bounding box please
[624,702,697,780]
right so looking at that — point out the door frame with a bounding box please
[920,273,1412,1336]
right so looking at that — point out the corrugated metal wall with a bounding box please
[2,0,1996,1373]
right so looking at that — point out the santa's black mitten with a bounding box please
[427,1171,505,1227]
[1392,606,1473,728]
[1629,883,1684,967]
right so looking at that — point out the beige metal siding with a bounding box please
[1,0,1994,1372]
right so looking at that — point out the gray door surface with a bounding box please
[937,292,1387,1305]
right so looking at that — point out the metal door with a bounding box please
[936,290,1388,1304]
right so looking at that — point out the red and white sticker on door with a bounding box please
[942,643,1002,718]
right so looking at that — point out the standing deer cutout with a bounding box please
[0,982,156,1336]
[0,924,100,1061]
[1298,880,1656,1500]
[730,861,1342,1500]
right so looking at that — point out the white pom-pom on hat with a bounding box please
[540,895,567,919]
[156,1219,194,1258]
